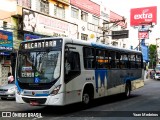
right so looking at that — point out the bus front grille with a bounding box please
[22,97,47,104]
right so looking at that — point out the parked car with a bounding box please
[0,80,16,100]
[154,72,160,80]
[153,65,160,80]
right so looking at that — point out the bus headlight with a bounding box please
[51,85,61,95]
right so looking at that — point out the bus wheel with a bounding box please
[124,83,131,98]
[82,92,90,105]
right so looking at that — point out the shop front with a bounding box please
[0,30,13,85]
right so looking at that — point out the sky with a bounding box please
[93,0,160,48]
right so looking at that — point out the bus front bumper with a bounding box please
[16,93,65,106]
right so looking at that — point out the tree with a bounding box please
[149,44,156,68]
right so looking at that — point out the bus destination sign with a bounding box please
[24,40,57,49]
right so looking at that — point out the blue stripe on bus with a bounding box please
[91,43,106,49]
[15,80,23,92]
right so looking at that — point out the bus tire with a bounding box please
[124,83,131,98]
[82,85,94,105]
[82,91,90,105]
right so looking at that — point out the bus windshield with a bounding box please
[17,50,61,83]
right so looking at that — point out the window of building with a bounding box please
[92,16,99,26]
[88,23,101,33]
[17,0,31,8]
[54,5,65,19]
[71,7,79,19]
[81,11,88,22]
[103,20,109,30]
[40,0,49,14]
[123,44,126,48]
[112,42,118,46]
[3,21,7,30]
[81,33,88,41]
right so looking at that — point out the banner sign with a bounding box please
[23,9,78,38]
[0,52,10,55]
[0,30,13,51]
[141,45,149,62]
[24,34,42,41]
[138,31,149,39]
[130,6,157,26]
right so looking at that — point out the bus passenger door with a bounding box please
[64,45,81,104]
[64,51,80,82]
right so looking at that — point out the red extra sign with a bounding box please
[138,31,149,39]
[130,6,157,26]
[70,0,100,16]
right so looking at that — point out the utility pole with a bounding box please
[98,17,126,43]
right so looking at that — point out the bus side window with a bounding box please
[65,51,81,82]
[109,51,116,68]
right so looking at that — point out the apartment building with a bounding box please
[0,0,127,85]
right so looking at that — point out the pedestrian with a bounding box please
[8,72,14,84]
[150,70,155,79]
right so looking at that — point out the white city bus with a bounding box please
[15,37,144,106]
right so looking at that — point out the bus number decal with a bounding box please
[22,72,34,77]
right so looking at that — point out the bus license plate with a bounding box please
[30,101,39,106]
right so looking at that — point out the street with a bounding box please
[0,78,160,120]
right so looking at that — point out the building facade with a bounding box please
[0,0,128,85]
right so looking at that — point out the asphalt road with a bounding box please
[0,78,160,120]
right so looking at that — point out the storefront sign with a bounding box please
[24,34,42,41]
[0,30,13,51]
[138,31,149,39]
[130,6,157,26]
[0,52,10,55]
[23,9,78,38]
[70,0,100,16]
